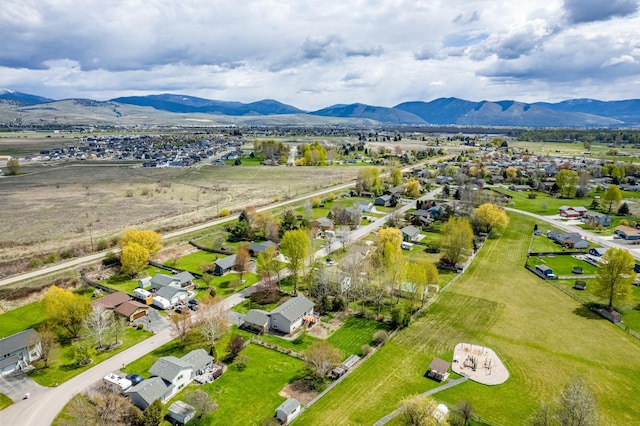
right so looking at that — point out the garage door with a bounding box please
[132,311,147,321]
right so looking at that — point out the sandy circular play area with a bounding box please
[451,342,509,385]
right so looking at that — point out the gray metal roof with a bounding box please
[181,348,214,371]
[150,274,174,288]
[149,356,192,382]
[0,328,37,357]
[276,398,300,415]
[173,271,195,285]
[271,296,314,322]
[126,376,171,407]
[168,400,196,418]
[401,225,421,237]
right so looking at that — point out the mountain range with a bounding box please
[0,89,638,128]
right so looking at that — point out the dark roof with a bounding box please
[181,348,214,372]
[276,398,300,415]
[429,357,451,374]
[91,291,131,309]
[149,356,192,382]
[0,328,38,356]
[271,296,314,322]
[249,241,276,254]
[126,376,171,407]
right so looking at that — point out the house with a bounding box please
[562,234,588,249]
[0,329,41,376]
[249,240,277,257]
[374,194,392,206]
[426,357,451,382]
[426,205,447,218]
[91,291,131,310]
[559,206,587,218]
[155,286,189,306]
[588,247,609,257]
[583,211,612,227]
[243,296,316,335]
[401,225,421,242]
[114,300,149,321]
[276,398,301,424]
[144,272,195,291]
[243,309,271,334]
[149,356,193,389]
[355,201,375,213]
[127,376,174,410]
[322,266,351,293]
[213,254,236,276]
[168,401,196,425]
[181,348,214,376]
[311,217,334,232]
[615,225,640,240]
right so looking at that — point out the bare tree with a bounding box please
[184,389,218,420]
[35,325,58,368]
[234,242,251,283]
[170,311,194,346]
[111,316,128,347]
[336,225,350,252]
[197,297,230,359]
[304,341,342,378]
[84,305,114,349]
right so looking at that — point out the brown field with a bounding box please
[0,157,358,268]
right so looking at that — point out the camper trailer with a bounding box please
[151,296,172,310]
[133,288,153,305]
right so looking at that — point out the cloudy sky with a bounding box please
[2,0,640,110]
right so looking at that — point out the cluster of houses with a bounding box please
[137,271,195,309]
[22,134,242,168]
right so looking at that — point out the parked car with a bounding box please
[126,374,144,386]
[188,298,198,306]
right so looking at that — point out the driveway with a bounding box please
[0,371,46,402]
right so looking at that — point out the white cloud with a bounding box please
[2,0,640,109]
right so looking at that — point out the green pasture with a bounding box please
[526,255,597,275]
[0,301,47,338]
[487,188,592,215]
[297,211,640,425]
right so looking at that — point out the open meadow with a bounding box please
[0,158,358,270]
[297,211,640,425]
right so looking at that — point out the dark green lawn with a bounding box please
[326,315,391,357]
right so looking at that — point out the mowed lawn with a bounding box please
[0,301,47,338]
[297,212,640,425]
[184,344,304,426]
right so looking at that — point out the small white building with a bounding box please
[276,398,301,424]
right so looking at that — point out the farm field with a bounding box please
[297,211,640,425]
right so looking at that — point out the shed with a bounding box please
[573,281,587,290]
[426,357,451,382]
[275,398,301,424]
[242,309,270,334]
[167,401,196,425]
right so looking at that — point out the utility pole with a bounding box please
[88,222,94,252]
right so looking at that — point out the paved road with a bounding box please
[505,207,640,261]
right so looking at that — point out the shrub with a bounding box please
[326,193,337,202]
[527,192,537,199]
[361,344,373,356]
[311,197,322,208]
[391,306,411,329]
[373,330,389,346]
[96,239,109,251]
[44,252,58,264]
[234,355,249,371]
[219,209,230,217]
[209,287,217,297]
[29,257,43,269]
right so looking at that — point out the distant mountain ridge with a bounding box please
[1,89,639,127]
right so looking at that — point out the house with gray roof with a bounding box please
[270,296,315,334]
[243,309,271,334]
[180,349,214,375]
[249,241,277,257]
[213,254,236,276]
[0,328,41,376]
[155,286,188,306]
[401,225,421,242]
[127,376,173,410]
[140,271,195,290]
[242,296,315,335]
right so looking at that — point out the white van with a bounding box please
[151,296,171,310]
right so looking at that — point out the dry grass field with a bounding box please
[0,135,359,268]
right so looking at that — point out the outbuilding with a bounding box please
[275,398,301,424]
[167,401,196,425]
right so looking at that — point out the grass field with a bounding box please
[0,300,47,338]
[526,255,597,275]
[297,211,640,425]
[0,393,13,410]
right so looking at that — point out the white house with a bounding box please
[0,329,41,376]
